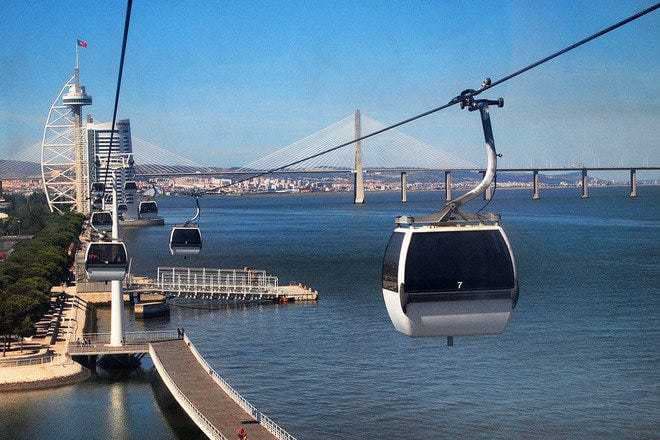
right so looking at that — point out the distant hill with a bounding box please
[0,160,41,179]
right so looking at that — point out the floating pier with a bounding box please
[134,300,169,318]
[127,267,319,303]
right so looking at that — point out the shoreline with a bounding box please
[196,183,659,198]
[0,286,92,392]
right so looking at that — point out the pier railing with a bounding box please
[149,343,228,440]
[156,267,279,295]
[72,330,180,345]
[0,354,73,368]
[183,334,298,440]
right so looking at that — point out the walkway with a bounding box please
[67,330,178,356]
[151,337,293,440]
[67,331,297,439]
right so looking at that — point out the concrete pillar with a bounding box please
[109,178,124,347]
[532,170,540,200]
[353,172,365,204]
[481,171,493,201]
[629,169,638,198]
[581,168,589,199]
[444,171,452,202]
[353,109,365,204]
[109,280,124,346]
[400,172,407,203]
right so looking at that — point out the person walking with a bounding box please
[237,427,248,440]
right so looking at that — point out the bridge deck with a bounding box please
[151,339,277,440]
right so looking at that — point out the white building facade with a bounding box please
[86,119,135,210]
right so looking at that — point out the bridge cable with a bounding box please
[101,0,133,196]
[214,2,659,190]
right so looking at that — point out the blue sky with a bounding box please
[1,0,658,169]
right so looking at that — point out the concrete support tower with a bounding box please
[532,170,541,200]
[581,168,589,199]
[62,68,92,213]
[353,109,365,204]
[444,171,453,202]
[400,172,407,203]
[629,169,638,198]
[109,174,124,347]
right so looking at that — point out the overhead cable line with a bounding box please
[217,2,659,190]
[102,0,133,192]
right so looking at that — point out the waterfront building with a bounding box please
[86,119,135,210]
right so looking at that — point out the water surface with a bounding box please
[2,187,658,439]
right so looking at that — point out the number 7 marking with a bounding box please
[457,281,463,289]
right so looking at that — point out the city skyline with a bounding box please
[1,0,658,170]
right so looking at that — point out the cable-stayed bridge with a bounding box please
[3,110,658,204]
[125,110,477,177]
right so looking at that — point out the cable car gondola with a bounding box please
[91,182,106,210]
[170,227,202,256]
[91,182,106,196]
[169,197,202,256]
[138,200,159,219]
[91,195,104,211]
[382,90,518,341]
[90,211,113,233]
[124,181,137,191]
[84,241,128,281]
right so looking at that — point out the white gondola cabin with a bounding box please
[90,211,113,233]
[138,201,159,219]
[382,221,518,337]
[84,242,128,281]
[169,226,202,256]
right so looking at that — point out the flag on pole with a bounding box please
[77,39,88,48]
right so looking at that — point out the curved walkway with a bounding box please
[150,338,290,440]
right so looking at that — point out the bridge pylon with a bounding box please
[353,109,365,204]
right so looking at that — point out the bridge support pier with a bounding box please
[400,172,407,203]
[481,171,493,201]
[444,171,452,201]
[629,169,638,198]
[353,172,365,204]
[532,170,541,200]
[353,109,365,204]
[581,168,589,199]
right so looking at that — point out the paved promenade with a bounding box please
[0,287,90,391]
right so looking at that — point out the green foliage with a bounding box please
[0,204,84,351]
[0,193,51,236]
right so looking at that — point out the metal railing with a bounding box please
[0,354,55,368]
[0,354,73,368]
[149,344,228,440]
[156,267,279,296]
[72,330,180,345]
[183,335,298,440]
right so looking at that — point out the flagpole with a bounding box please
[75,40,79,70]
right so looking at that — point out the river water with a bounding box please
[2,187,658,439]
